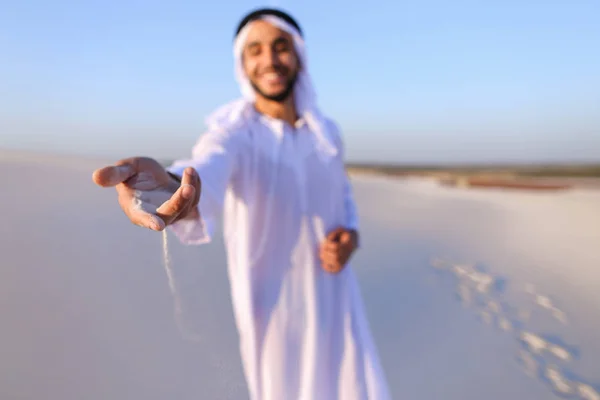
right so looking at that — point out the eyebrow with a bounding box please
[245,35,291,49]
[273,36,290,45]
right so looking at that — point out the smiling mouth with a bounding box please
[261,71,286,85]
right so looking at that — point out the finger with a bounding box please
[181,167,201,206]
[180,167,194,186]
[155,183,195,226]
[323,241,340,252]
[321,247,339,259]
[320,250,340,265]
[119,189,166,231]
[191,169,202,206]
[93,164,136,187]
[322,245,351,264]
[326,227,345,241]
[131,203,167,231]
[339,231,352,244]
[321,242,342,253]
[172,167,200,222]
[322,261,343,274]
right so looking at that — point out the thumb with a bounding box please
[327,227,345,241]
[339,230,352,244]
[93,164,135,187]
[155,183,196,226]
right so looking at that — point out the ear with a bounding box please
[240,53,252,77]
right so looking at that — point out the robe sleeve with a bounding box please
[327,119,360,232]
[342,170,360,232]
[165,128,241,245]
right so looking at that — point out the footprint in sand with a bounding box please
[578,384,600,400]
[517,346,600,400]
[498,316,513,332]
[449,264,496,295]
[524,284,568,324]
[477,299,515,332]
[545,364,574,396]
[519,331,576,362]
[428,258,599,400]
[457,283,472,307]
[518,349,539,377]
[443,262,515,333]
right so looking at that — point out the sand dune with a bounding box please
[1,150,599,399]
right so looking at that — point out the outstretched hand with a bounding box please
[92,157,201,231]
[319,227,359,273]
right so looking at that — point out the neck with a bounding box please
[254,95,298,126]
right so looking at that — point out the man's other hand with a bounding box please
[319,227,359,273]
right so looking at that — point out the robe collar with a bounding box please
[246,104,338,161]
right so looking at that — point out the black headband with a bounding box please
[234,8,303,39]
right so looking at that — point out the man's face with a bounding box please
[241,20,300,102]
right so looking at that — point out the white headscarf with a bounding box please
[205,14,338,161]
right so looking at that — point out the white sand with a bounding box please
[1,150,599,399]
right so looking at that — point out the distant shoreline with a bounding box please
[345,162,600,178]
[345,163,600,191]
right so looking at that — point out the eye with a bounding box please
[273,38,291,53]
[246,43,261,57]
[275,44,289,53]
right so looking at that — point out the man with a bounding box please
[92,8,391,400]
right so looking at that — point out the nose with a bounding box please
[262,48,281,67]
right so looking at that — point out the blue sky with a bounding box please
[1,0,599,163]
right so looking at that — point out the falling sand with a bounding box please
[162,229,203,342]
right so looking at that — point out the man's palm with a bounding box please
[92,157,201,231]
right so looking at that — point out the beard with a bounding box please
[249,70,299,103]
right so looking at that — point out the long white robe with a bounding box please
[167,109,391,400]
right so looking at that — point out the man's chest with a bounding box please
[232,130,346,209]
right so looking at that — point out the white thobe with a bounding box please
[167,109,391,400]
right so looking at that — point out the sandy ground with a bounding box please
[1,150,599,400]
